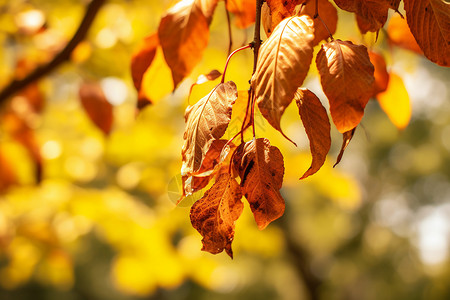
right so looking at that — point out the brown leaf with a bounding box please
[369,51,390,96]
[262,2,273,37]
[316,40,374,133]
[190,173,243,258]
[188,69,222,101]
[299,0,338,45]
[79,82,113,135]
[181,82,238,179]
[334,128,356,167]
[334,0,389,33]
[130,33,158,92]
[0,149,18,193]
[252,15,315,140]
[295,88,331,179]
[233,138,285,230]
[387,14,423,54]
[226,0,256,28]
[404,0,450,66]
[265,0,305,33]
[158,0,210,88]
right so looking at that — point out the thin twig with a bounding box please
[0,0,106,106]
[224,0,233,56]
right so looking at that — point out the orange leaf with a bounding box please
[295,88,331,179]
[190,173,243,258]
[226,0,256,28]
[181,82,238,180]
[376,73,411,130]
[130,33,158,92]
[316,40,374,133]
[262,3,273,37]
[387,14,423,55]
[265,0,305,33]
[334,0,389,33]
[233,138,285,230]
[252,15,315,141]
[158,0,210,88]
[369,50,390,96]
[334,128,355,167]
[299,0,338,45]
[198,0,220,24]
[79,82,113,135]
[404,0,450,66]
[0,149,18,193]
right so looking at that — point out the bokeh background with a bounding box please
[1,0,450,299]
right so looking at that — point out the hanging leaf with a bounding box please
[181,81,238,179]
[188,69,222,102]
[295,88,331,179]
[404,0,450,66]
[252,15,315,141]
[158,0,210,88]
[79,82,113,135]
[299,0,338,45]
[334,128,356,167]
[387,14,423,55]
[316,39,374,133]
[265,0,305,32]
[262,2,273,37]
[190,173,243,258]
[233,138,285,230]
[333,0,389,33]
[368,50,390,96]
[130,33,158,94]
[376,73,411,130]
[226,0,256,28]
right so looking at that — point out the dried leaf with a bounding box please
[265,0,305,32]
[130,33,158,93]
[252,15,315,140]
[299,0,338,45]
[181,82,238,179]
[226,0,256,28]
[404,0,450,66]
[233,138,285,230]
[158,0,210,88]
[387,14,423,54]
[369,51,390,96]
[190,173,243,258]
[295,88,331,179]
[316,40,374,133]
[262,2,273,37]
[376,73,411,130]
[188,69,222,101]
[334,0,389,33]
[79,82,113,135]
[334,128,356,167]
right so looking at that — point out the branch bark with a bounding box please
[0,0,106,106]
[252,0,263,74]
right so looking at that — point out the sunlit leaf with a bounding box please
[387,14,423,54]
[334,128,356,167]
[226,0,256,28]
[79,82,113,135]
[233,138,285,230]
[316,39,374,133]
[299,0,337,45]
[368,50,390,96]
[130,33,158,93]
[404,0,450,66]
[190,173,243,258]
[265,0,305,33]
[252,15,315,141]
[334,0,389,33]
[198,0,220,24]
[295,88,331,179]
[158,0,210,88]
[376,73,411,130]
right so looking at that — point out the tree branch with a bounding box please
[0,0,106,106]
[252,0,263,74]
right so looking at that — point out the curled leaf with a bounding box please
[299,0,337,45]
[190,173,243,258]
[233,138,285,230]
[334,128,356,167]
[295,88,331,179]
[130,33,159,93]
[316,40,374,133]
[334,0,389,33]
[252,15,315,141]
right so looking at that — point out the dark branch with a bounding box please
[0,0,106,106]
[252,0,263,74]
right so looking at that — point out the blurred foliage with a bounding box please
[0,1,450,300]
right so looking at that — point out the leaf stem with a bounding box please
[221,44,251,83]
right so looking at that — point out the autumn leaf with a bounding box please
[333,0,389,33]
[79,82,113,135]
[181,81,238,180]
[368,50,390,96]
[233,138,285,230]
[295,88,331,179]
[376,73,411,130]
[188,69,222,102]
[0,149,18,193]
[265,0,305,33]
[334,128,356,167]
[261,3,273,37]
[158,0,210,88]
[226,0,256,28]
[404,0,450,66]
[130,33,158,96]
[316,39,374,133]
[252,15,315,141]
[198,0,220,24]
[190,173,243,258]
[299,0,337,45]
[387,14,423,55]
